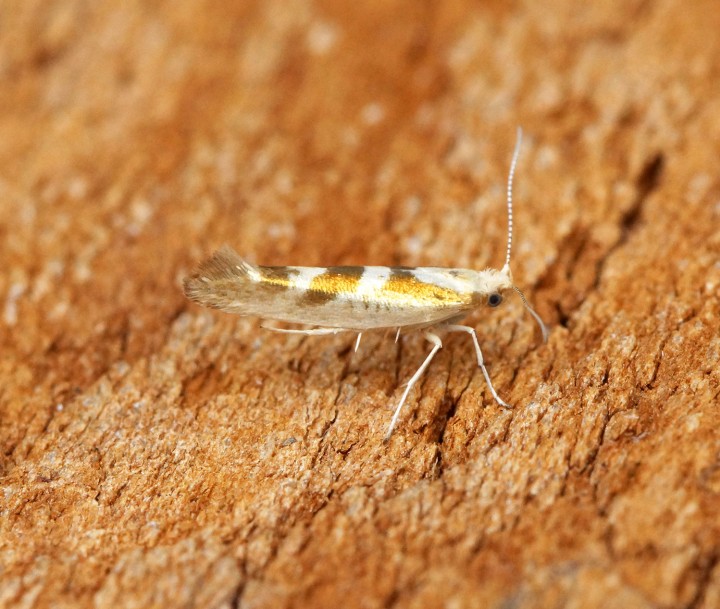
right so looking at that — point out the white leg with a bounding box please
[385,332,443,441]
[262,325,348,336]
[395,327,401,343]
[444,324,510,409]
[354,332,363,352]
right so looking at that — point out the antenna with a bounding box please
[514,285,549,343]
[503,127,523,273]
[502,130,549,343]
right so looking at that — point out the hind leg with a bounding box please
[262,325,349,336]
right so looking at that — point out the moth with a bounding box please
[184,128,547,440]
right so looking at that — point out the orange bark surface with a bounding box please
[2,1,720,608]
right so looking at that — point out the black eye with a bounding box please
[488,293,503,307]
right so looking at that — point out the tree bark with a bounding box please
[2,1,719,608]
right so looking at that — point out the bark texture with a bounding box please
[2,1,720,608]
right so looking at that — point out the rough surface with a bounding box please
[1,1,719,608]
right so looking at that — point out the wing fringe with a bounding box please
[183,246,259,306]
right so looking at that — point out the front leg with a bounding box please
[443,324,511,409]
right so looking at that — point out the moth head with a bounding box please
[487,292,504,307]
[477,264,548,342]
[476,266,514,309]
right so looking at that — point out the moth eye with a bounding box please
[488,293,503,307]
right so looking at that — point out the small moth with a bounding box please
[184,128,547,440]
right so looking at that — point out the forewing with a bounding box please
[184,250,479,329]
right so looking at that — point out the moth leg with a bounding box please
[354,332,363,352]
[385,331,443,442]
[262,325,348,336]
[443,324,511,409]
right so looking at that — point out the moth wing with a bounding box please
[183,246,273,315]
[187,245,259,282]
